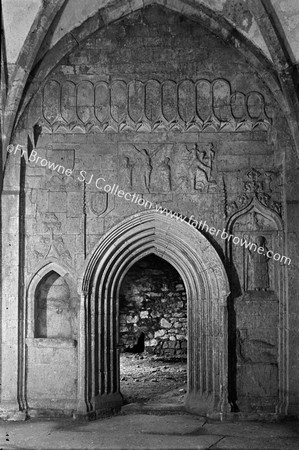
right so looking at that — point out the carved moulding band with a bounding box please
[38,78,271,133]
[78,210,230,417]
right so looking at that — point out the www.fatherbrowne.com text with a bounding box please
[7,144,291,266]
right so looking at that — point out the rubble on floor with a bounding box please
[120,353,187,404]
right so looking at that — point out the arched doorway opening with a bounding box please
[119,254,187,406]
[79,211,230,418]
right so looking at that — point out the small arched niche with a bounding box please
[34,270,76,339]
[225,199,285,414]
[225,198,284,295]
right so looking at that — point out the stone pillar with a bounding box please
[76,293,89,415]
[0,151,25,419]
[91,289,123,416]
[185,293,230,417]
[286,200,299,416]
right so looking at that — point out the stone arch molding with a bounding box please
[78,211,230,417]
[4,0,299,164]
[226,197,284,234]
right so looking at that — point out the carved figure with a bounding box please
[264,172,273,192]
[140,148,152,193]
[160,157,172,191]
[54,237,72,263]
[176,145,192,191]
[121,156,135,189]
[133,146,153,193]
[187,143,216,191]
[249,235,270,291]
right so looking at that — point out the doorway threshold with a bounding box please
[121,402,188,415]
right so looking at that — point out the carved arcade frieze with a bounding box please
[36,78,271,133]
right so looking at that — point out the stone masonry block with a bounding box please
[49,192,67,212]
[67,191,82,217]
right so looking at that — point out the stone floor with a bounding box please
[120,353,187,404]
[1,413,298,450]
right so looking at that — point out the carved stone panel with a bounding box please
[89,192,108,217]
[229,211,279,293]
[173,142,218,193]
[38,79,272,133]
[226,168,282,218]
[118,142,219,195]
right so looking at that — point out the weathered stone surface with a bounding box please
[237,363,278,411]
[234,291,279,412]
[1,2,298,420]
[160,318,172,329]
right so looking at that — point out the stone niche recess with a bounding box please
[119,255,187,357]
[25,267,79,414]
[226,202,283,413]
[35,271,76,338]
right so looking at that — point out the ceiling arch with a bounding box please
[2,0,299,170]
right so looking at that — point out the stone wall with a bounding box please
[119,255,187,357]
[235,292,279,413]
[2,3,294,416]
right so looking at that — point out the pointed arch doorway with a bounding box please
[78,211,230,418]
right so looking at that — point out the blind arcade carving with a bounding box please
[38,78,272,133]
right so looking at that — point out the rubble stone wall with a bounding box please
[119,255,187,357]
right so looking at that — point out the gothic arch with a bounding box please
[225,197,284,262]
[78,211,230,417]
[26,260,78,339]
[3,0,299,166]
[226,197,283,233]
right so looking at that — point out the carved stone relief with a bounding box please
[226,168,282,218]
[159,157,172,192]
[120,157,135,190]
[89,192,108,216]
[43,213,61,233]
[119,142,218,194]
[29,213,72,272]
[131,146,153,193]
[45,145,81,191]
[229,212,279,293]
[120,144,168,193]
[37,79,271,133]
[248,235,270,291]
[186,142,217,193]
[174,142,218,193]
